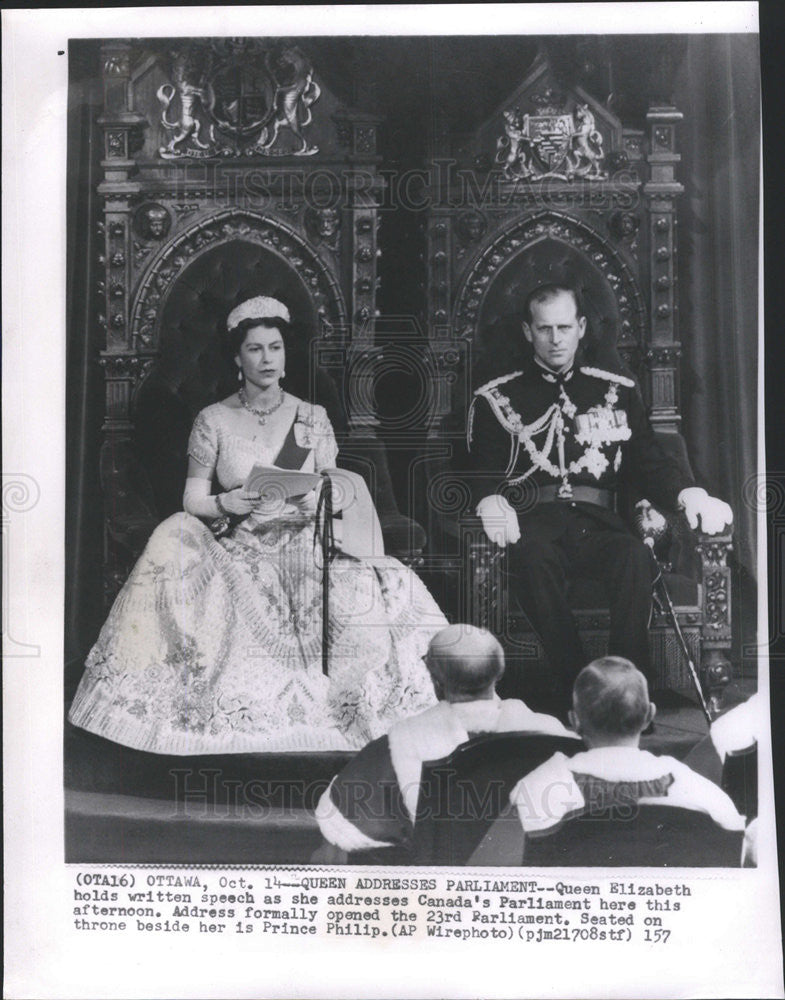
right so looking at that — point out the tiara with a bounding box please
[227,296,291,331]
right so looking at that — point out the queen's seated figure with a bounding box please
[68,296,447,754]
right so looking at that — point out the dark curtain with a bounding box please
[65,48,104,688]
[675,35,760,578]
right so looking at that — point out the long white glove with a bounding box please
[183,477,220,519]
[677,487,733,535]
[476,494,521,547]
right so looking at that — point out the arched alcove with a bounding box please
[132,234,348,519]
[453,212,646,384]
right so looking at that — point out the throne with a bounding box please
[93,38,426,601]
[419,53,733,705]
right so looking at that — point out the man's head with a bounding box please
[569,656,656,747]
[522,283,586,372]
[424,625,505,703]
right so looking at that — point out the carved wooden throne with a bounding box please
[419,53,733,703]
[95,38,425,600]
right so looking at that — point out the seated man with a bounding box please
[684,692,760,862]
[313,624,574,862]
[467,282,732,699]
[510,656,745,840]
[706,691,760,771]
[685,692,760,784]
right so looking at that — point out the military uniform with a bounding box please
[467,361,693,692]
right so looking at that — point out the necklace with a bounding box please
[238,386,285,425]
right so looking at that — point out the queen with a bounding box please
[68,296,446,753]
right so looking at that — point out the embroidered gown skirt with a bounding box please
[68,401,445,754]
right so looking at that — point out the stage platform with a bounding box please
[64,682,754,865]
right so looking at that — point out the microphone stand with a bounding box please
[315,472,335,677]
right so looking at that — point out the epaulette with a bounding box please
[468,370,525,471]
[579,366,635,388]
[473,370,524,396]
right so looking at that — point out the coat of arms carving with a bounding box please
[155,40,321,159]
[496,93,606,181]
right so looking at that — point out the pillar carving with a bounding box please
[644,105,684,431]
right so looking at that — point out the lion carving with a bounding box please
[255,46,321,156]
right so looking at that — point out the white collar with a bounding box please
[567,746,677,782]
[510,747,746,833]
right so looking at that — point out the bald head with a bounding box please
[571,656,653,743]
[425,625,505,702]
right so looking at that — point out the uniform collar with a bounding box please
[534,357,575,384]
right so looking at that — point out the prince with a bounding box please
[467,283,731,699]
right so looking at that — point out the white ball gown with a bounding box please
[68,398,446,754]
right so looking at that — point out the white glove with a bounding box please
[183,477,220,519]
[677,487,733,535]
[476,494,521,547]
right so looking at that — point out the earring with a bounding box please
[237,368,243,383]
[281,370,285,379]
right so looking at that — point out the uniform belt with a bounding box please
[535,485,615,509]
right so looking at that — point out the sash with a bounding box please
[325,468,385,561]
